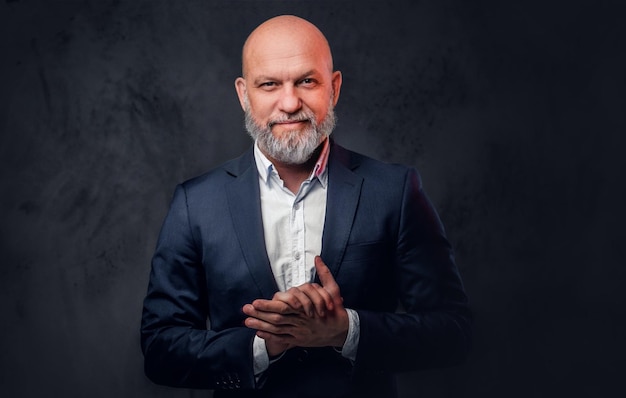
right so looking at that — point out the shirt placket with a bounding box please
[290,197,306,287]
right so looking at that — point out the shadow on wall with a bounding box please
[1,0,625,397]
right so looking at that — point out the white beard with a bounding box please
[243,96,336,164]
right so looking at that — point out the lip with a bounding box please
[273,120,306,126]
[270,120,309,131]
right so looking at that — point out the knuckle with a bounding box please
[269,313,283,323]
[299,283,312,292]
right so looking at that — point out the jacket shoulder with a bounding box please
[333,142,418,184]
[179,148,253,193]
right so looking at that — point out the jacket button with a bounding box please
[297,349,309,362]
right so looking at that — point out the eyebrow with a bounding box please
[253,69,320,85]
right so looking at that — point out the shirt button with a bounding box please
[294,252,301,260]
[294,202,300,210]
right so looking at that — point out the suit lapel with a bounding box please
[320,143,363,278]
[225,149,278,298]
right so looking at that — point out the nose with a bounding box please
[278,85,302,114]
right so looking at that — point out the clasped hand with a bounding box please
[242,256,349,357]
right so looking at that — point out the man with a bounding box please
[141,15,471,398]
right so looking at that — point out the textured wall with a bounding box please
[1,0,625,397]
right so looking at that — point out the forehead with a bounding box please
[242,23,332,78]
[246,46,328,79]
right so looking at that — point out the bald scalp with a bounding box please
[241,15,334,78]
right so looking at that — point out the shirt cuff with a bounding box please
[338,308,360,362]
[253,335,287,378]
[254,309,360,374]
[252,335,269,376]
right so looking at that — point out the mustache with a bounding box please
[267,113,314,128]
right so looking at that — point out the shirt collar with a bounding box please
[253,138,330,188]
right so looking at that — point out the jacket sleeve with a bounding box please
[355,168,472,373]
[140,185,257,390]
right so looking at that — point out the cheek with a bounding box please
[310,103,330,123]
[303,93,332,117]
[248,98,275,121]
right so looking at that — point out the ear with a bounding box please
[235,77,247,111]
[331,70,342,106]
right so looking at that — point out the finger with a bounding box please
[251,298,298,315]
[315,256,340,298]
[297,283,333,315]
[243,304,298,326]
[245,315,296,333]
[242,302,259,318]
[246,317,279,334]
[311,283,334,312]
[273,287,315,317]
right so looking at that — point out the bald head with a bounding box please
[241,15,334,78]
[234,15,342,166]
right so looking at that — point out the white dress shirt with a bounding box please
[251,139,360,376]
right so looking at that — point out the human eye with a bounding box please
[258,81,278,90]
[299,78,317,87]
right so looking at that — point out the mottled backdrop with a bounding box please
[1,0,625,397]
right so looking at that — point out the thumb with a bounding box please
[315,256,340,298]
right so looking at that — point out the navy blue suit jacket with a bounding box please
[141,141,471,397]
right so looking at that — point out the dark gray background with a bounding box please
[1,0,625,397]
